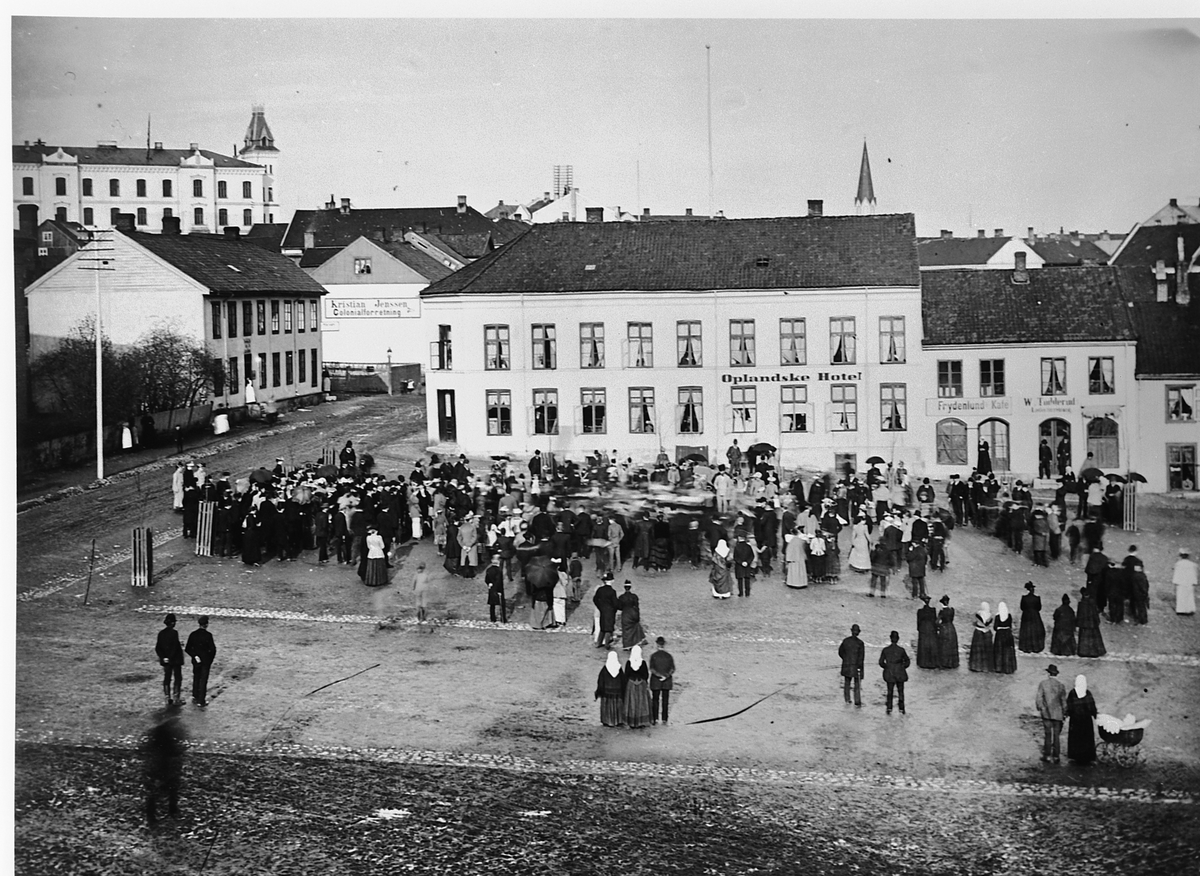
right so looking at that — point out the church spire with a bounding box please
[241,105,277,154]
[855,141,876,214]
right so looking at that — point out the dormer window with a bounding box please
[755,256,770,268]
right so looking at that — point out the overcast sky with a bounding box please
[11,12,1200,237]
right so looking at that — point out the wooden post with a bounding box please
[132,527,154,587]
[195,501,216,556]
[1124,481,1138,532]
[83,538,97,605]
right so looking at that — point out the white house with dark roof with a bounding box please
[918,230,1045,270]
[418,211,936,473]
[26,214,328,412]
[13,107,281,233]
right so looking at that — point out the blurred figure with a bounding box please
[143,706,186,824]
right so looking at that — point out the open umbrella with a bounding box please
[1126,472,1148,483]
[865,456,886,465]
[681,452,709,464]
[1079,467,1104,482]
[748,442,777,456]
[316,464,338,479]
[490,454,511,462]
[1105,473,1128,484]
[249,467,273,485]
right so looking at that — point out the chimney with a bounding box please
[223,226,240,239]
[807,199,823,217]
[303,230,315,249]
[18,205,39,233]
[154,141,163,150]
[994,228,1004,237]
[115,213,136,233]
[1013,251,1028,284]
[325,194,336,209]
[1100,230,1110,241]
[1155,259,1170,302]
[643,208,650,216]
[162,215,182,235]
[1169,198,1178,208]
[1178,235,1191,305]
[685,208,693,216]
[457,195,467,214]
[585,207,603,223]
[1027,226,1034,240]
[1179,233,1187,264]
[940,229,953,239]
[977,229,986,238]
[189,142,199,151]
[23,140,28,147]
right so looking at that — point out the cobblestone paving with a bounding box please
[17,526,184,602]
[13,729,1195,806]
[132,602,1200,667]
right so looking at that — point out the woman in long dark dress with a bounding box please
[594,651,625,727]
[968,602,994,672]
[992,601,1018,674]
[937,594,959,668]
[916,596,940,668]
[1076,586,1107,657]
[623,645,652,729]
[1050,593,1077,656]
[1018,582,1046,653]
[1066,674,1098,765]
[241,508,261,565]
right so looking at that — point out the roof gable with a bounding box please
[1027,237,1110,266]
[422,214,920,297]
[1111,223,1200,267]
[917,236,1012,266]
[123,231,327,295]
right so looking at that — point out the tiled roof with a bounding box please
[491,218,532,246]
[422,214,920,297]
[920,267,1139,345]
[1128,300,1200,377]
[123,230,327,295]
[12,144,261,169]
[280,206,495,251]
[917,236,1010,266]
[1027,237,1110,266]
[377,242,455,281]
[419,230,494,261]
[243,223,289,252]
[298,248,341,268]
[1111,223,1200,267]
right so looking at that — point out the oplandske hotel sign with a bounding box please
[924,396,1013,416]
[722,370,862,384]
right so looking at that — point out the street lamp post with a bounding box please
[77,232,115,481]
[386,347,393,395]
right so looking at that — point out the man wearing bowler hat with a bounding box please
[1035,663,1068,763]
[838,624,865,706]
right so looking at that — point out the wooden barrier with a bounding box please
[196,501,216,556]
[321,447,336,466]
[1124,483,1138,532]
[132,527,154,587]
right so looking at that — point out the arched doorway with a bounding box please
[979,418,1010,472]
[1039,419,1070,473]
[1087,417,1119,469]
[936,418,968,466]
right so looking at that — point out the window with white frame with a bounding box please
[353,258,372,275]
[580,322,605,368]
[677,320,702,367]
[830,384,858,431]
[730,320,756,366]
[629,387,656,433]
[980,359,1005,397]
[627,322,653,368]
[731,386,757,433]
[879,316,905,363]
[936,419,969,465]
[830,317,856,364]
[532,324,556,370]
[533,389,559,435]
[880,383,907,431]
[938,360,963,398]
[678,387,703,434]
[487,390,512,436]
[1041,357,1067,395]
[485,325,510,370]
[781,385,809,433]
[581,388,607,434]
[780,318,806,365]
[1088,357,1115,395]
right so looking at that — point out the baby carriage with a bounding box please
[1096,714,1150,767]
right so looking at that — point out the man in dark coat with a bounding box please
[838,624,865,706]
[155,613,184,706]
[947,475,969,526]
[879,630,911,715]
[592,573,619,648]
[183,616,217,707]
[1038,439,1054,479]
[649,636,676,725]
[181,484,200,539]
[485,554,507,623]
[1009,502,1029,555]
[732,534,757,597]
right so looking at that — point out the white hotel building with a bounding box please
[420,212,938,474]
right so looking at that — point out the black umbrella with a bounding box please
[316,464,338,479]
[490,454,511,462]
[748,442,777,455]
[1105,473,1127,484]
[249,467,273,485]
[865,456,886,465]
[682,453,709,464]
[1079,467,1104,482]
[1126,472,1148,484]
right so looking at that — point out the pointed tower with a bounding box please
[238,105,281,224]
[855,141,876,215]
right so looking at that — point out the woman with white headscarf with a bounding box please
[709,539,733,598]
[1065,674,1098,765]
[968,601,994,672]
[992,601,1017,674]
[594,651,625,727]
[623,645,653,729]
